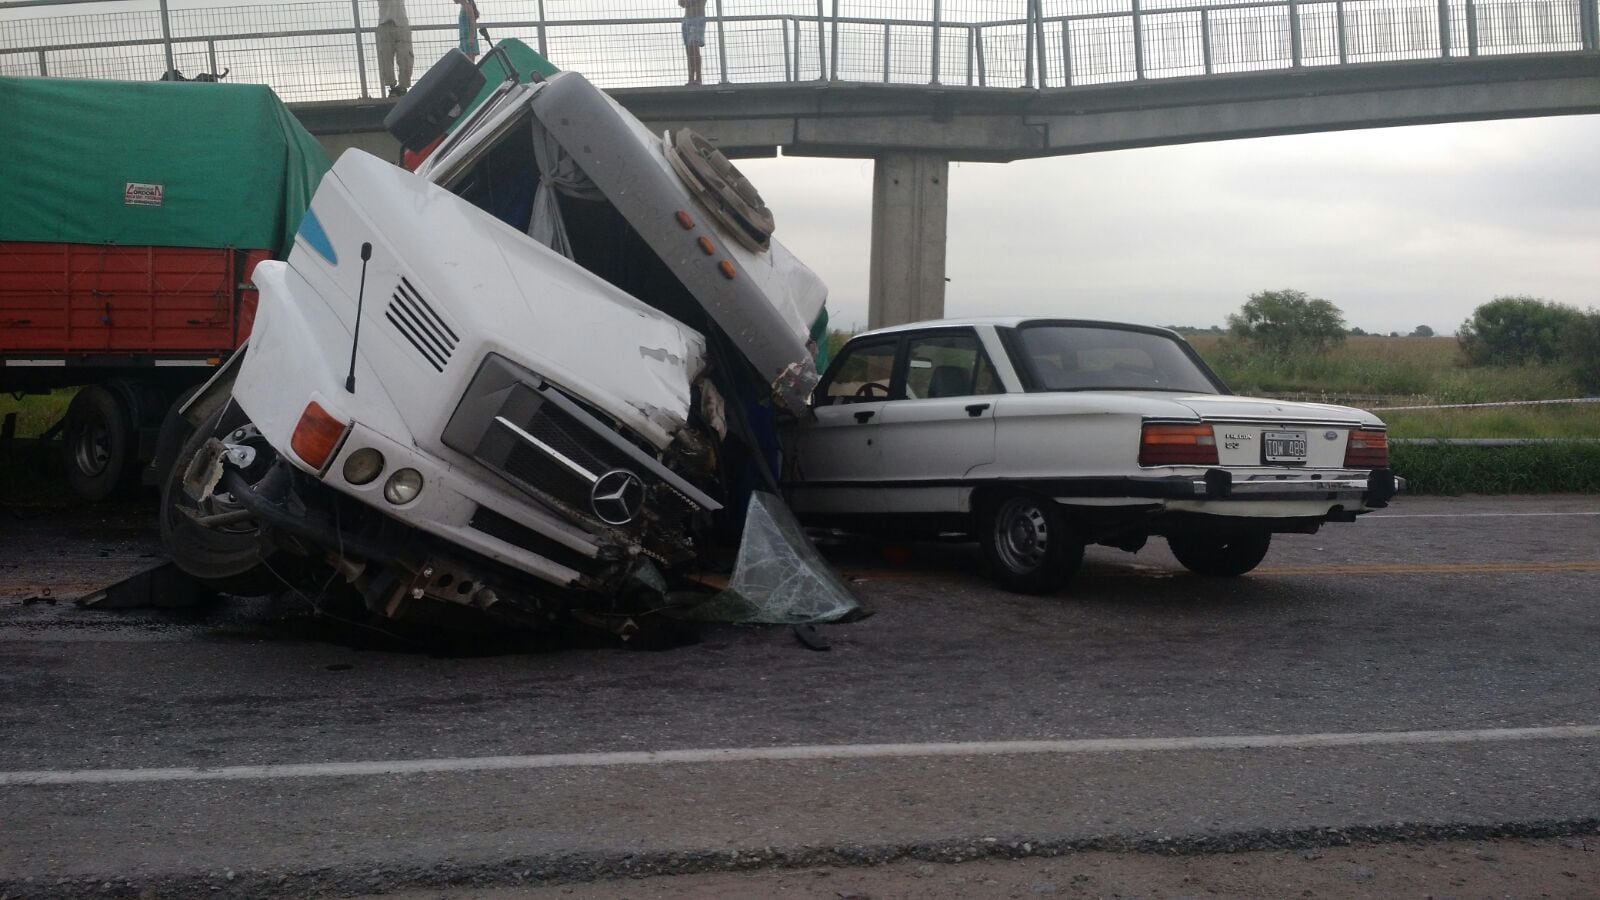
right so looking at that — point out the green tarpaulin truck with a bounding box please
[0,77,330,500]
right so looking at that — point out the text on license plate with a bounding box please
[1263,430,1308,463]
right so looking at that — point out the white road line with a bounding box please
[4,724,1599,787]
[1368,512,1600,518]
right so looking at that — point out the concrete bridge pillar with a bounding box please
[868,151,949,328]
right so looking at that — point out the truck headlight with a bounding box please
[383,468,424,504]
[343,448,385,485]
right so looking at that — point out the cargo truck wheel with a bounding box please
[62,386,133,502]
[159,406,282,594]
[1167,530,1272,577]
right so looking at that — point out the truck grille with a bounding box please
[442,355,715,530]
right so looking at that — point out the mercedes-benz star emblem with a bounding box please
[590,469,646,525]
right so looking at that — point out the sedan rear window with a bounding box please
[1015,324,1220,393]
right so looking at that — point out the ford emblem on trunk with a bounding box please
[591,469,646,525]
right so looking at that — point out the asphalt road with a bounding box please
[2,495,1599,896]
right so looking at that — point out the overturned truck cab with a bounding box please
[161,51,855,631]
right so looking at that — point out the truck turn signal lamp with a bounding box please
[290,401,350,472]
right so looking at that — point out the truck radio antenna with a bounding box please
[345,242,373,393]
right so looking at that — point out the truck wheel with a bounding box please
[62,386,133,502]
[980,492,1084,594]
[159,406,281,594]
[1167,531,1272,577]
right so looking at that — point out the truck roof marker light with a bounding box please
[675,210,695,230]
[718,260,737,280]
[697,237,716,255]
[1139,422,1218,467]
[290,401,350,473]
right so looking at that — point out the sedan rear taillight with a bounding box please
[1139,423,1219,467]
[1344,428,1389,468]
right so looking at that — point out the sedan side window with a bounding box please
[903,332,1002,400]
[820,341,898,404]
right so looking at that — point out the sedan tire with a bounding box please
[981,492,1084,594]
[1167,530,1272,577]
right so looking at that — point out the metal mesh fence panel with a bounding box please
[1,0,1594,96]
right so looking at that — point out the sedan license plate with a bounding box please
[1262,430,1308,463]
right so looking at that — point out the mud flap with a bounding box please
[687,490,860,624]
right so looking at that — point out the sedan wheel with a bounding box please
[981,493,1084,594]
[1167,530,1272,577]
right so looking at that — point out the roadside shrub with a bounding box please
[1392,441,1600,494]
[1226,288,1347,356]
[1458,296,1585,366]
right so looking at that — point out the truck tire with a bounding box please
[159,405,282,594]
[62,385,133,502]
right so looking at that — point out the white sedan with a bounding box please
[783,318,1402,592]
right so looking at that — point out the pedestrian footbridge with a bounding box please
[5,0,1597,323]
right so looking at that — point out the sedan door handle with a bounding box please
[854,410,875,423]
[965,403,991,417]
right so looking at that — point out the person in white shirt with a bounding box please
[377,0,414,97]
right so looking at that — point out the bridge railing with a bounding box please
[2,0,1596,101]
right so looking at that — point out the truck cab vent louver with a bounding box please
[384,277,458,372]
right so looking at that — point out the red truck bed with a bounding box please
[0,243,268,356]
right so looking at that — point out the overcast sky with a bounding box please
[742,113,1600,336]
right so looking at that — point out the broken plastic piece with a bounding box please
[687,491,860,624]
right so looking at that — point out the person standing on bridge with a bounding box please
[455,0,481,60]
[376,0,413,97]
[679,0,706,85]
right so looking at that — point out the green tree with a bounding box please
[1227,289,1347,355]
[1458,296,1585,365]
[1349,326,1368,336]
[1410,325,1434,337]
[1561,310,1600,393]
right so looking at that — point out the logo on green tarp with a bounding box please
[124,183,164,207]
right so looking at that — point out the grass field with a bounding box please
[0,389,72,438]
[1186,334,1584,403]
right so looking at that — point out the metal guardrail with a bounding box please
[2,0,1597,102]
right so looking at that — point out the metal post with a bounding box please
[1201,9,1212,73]
[815,0,825,78]
[1581,0,1598,51]
[1336,0,1348,63]
[976,24,987,85]
[1034,0,1048,88]
[830,0,840,80]
[882,21,891,81]
[36,49,47,76]
[966,25,975,85]
[536,0,549,58]
[714,0,730,82]
[931,0,941,83]
[349,0,369,98]
[1289,0,1303,65]
[1023,0,1035,87]
[782,17,793,80]
[157,0,175,76]
[1060,19,1071,86]
[207,39,220,79]
[1131,0,1146,79]
[1465,0,1478,54]
[1437,0,1451,55]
